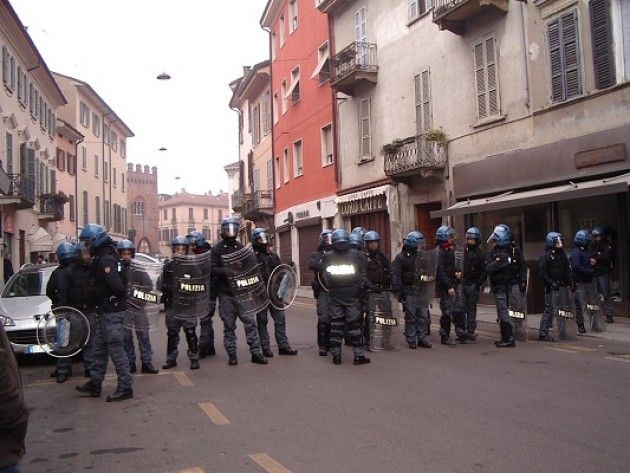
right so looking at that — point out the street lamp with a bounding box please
[156,72,171,80]
[159,147,167,152]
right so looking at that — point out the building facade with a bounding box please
[127,163,158,255]
[261,0,338,286]
[229,61,275,239]
[53,72,133,241]
[318,0,630,315]
[0,0,67,281]
[157,191,229,256]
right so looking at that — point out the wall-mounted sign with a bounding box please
[338,194,387,216]
[295,209,310,220]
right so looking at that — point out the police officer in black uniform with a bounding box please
[321,229,370,366]
[462,227,486,339]
[363,231,391,346]
[76,224,133,402]
[210,218,267,366]
[308,230,333,356]
[46,242,76,383]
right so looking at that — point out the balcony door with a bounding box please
[355,7,368,66]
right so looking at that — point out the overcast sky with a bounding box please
[11,0,269,195]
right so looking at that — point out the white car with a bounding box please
[0,263,56,355]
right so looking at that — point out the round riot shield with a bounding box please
[36,306,90,358]
[268,264,297,310]
[124,259,163,332]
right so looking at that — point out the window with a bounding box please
[67,154,76,176]
[95,196,101,224]
[548,11,582,103]
[57,148,66,171]
[17,66,24,104]
[120,139,126,157]
[254,168,261,191]
[5,132,13,174]
[409,0,432,22]
[273,93,279,124]
[355,7,368,43]
[104,124,110,145]
[279,14,286,46]
[29,84,35,116]
[82,147,87,170]
[69,194,75,221]
[281,80,288,114]
[113,167,117,187]
[274,155,281,189]
[414,69,433,133]
[314,42,331,85]
[134,200,144,215]
[289,0,299,33]
[94,155,99,177]
[266,159,273,191]
[359,98,372,159]
[92,114,101,136]
[271,32,277,60]
[171,208,176,221]
[122,172,125,192]
[162,228,170,241]
[82,191,89,225]
[104,162,109,182]
[111,131,118,151]
[202,226,210,239]
[163,209,167,220]
[321,124,334,166]
[474,37,500,119]
[283,148,290,183]
[262,91,271,136]
[80,102,90,127]
[34,90,39,119]
[39,99,45,129]
[2,46,9,88]
[104,200,110,228]
[203,208,209,220]
[289,67,300,103]
[170,228,177,240]
[188,207,194,222]
[252,104,261,145]
[218,209,223,222]
[590,0,616,89]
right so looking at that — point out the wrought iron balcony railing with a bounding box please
[39,195,64,221]
[0,173,35,207]
[433,0,509,35]
[243,190,273,217]
[331,41,378,95]
[384,136,447,178]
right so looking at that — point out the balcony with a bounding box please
[0,173,35,209]
[331,41,378,96]
[242,190,273,220]
[38,194,65,222]
[231,187,251,213]
[433,0,508,35]
[316,0,353,13]
[384,136,447,179]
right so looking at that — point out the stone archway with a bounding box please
[137,237,151,254]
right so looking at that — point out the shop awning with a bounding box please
[334,185,390,204]
[27,227,53,253]
[52,232,69,250]
[431,173,630,218]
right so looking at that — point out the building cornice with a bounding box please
[260,0,284,28]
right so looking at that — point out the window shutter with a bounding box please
[562,12,581,99]
[2,46,8,84]
[486,38,499,116]
[360,98,371,157]
[548,18,565,101]
[410,0,419,20]
[474,42,487,119]
[590,0,616,89]
[414,74,422,136]
[421,69,432,131]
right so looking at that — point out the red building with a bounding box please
[261,0,337,287]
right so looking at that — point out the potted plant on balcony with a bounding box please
[382,138,406,156]
[423,128,448,149]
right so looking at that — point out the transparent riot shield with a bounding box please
[552,286,577,340]
[578,281,606,332]
[415,248,438,307]
[268,264,297,310]
[124,259,163,332]
[222,244,269,316]
[508,269,530,342]
[35,306,91,358]
[368,291,400,351]
[172,252,212,321]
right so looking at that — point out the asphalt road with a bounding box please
[17,298,630,473]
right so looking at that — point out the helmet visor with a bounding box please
[256,232,269,245]
[223,223,239,238]
[322,234,332,246]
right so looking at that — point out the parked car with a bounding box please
[0,263,56,355]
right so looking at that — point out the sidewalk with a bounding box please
[295,287,630,344]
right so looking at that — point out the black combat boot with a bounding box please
[84,369,91,378]
[577,323,586,334]
[200,345,216,358]
[279,347,298,356]
[408,341,417,349]
[332,354,342,365]
[184,328,200,369]
[56,372,70,383]
[162,359,177,369]
[141,363,158,374]
[106,387,133,402]
[262,347,274,358]
[606,316,614,323]
[317,322,330,356]
[441,335,456,346]
[190,359,200,370]
[228,355,238,366]
[418,337,432,349]
[251,353,269,364]
[353,355,371,365]
[495,322,516,348]
[76,380,101,397]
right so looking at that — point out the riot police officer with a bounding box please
[363,231,391,346]
[210,218,267,366]
[308,230,333,356]
[590,227,614,323]
[161,236,201,370]
[392,231,432,349]
[485,224,526,348]
[570,229,594,334]
[46,242,76,383]
[76,225,133,402]
[321,229,370,365]
[462,227,486,339]
[349,233,364,251]
[252,228,297,358]
[188,231,217,358]
[538,232,574,340]
[118,240,158,374]
[436,226,471,346]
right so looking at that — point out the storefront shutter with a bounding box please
[278,230,292,265]
[298,225,321,286]
[590,0,616,89]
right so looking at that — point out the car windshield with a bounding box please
[1,270,52,298]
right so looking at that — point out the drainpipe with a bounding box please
[328,13,341,190]
[74,135,84,238]
[518,1,531,109]
[262,24,276,235]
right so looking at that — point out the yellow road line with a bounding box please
[556,343,597,352]
[178,468,204,473]
[605,356,630,364]
[173,371,194,387]
[199,402,230,425]
[249,453,292,473]
[542,346,579,354]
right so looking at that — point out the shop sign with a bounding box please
[338,194,387,216]
[295,210,310,220]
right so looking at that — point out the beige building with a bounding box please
[228,61,274,241]
[157,191,229,256]
[53,72,133,241]
[320,0,630,314]
[0,0,67,281]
